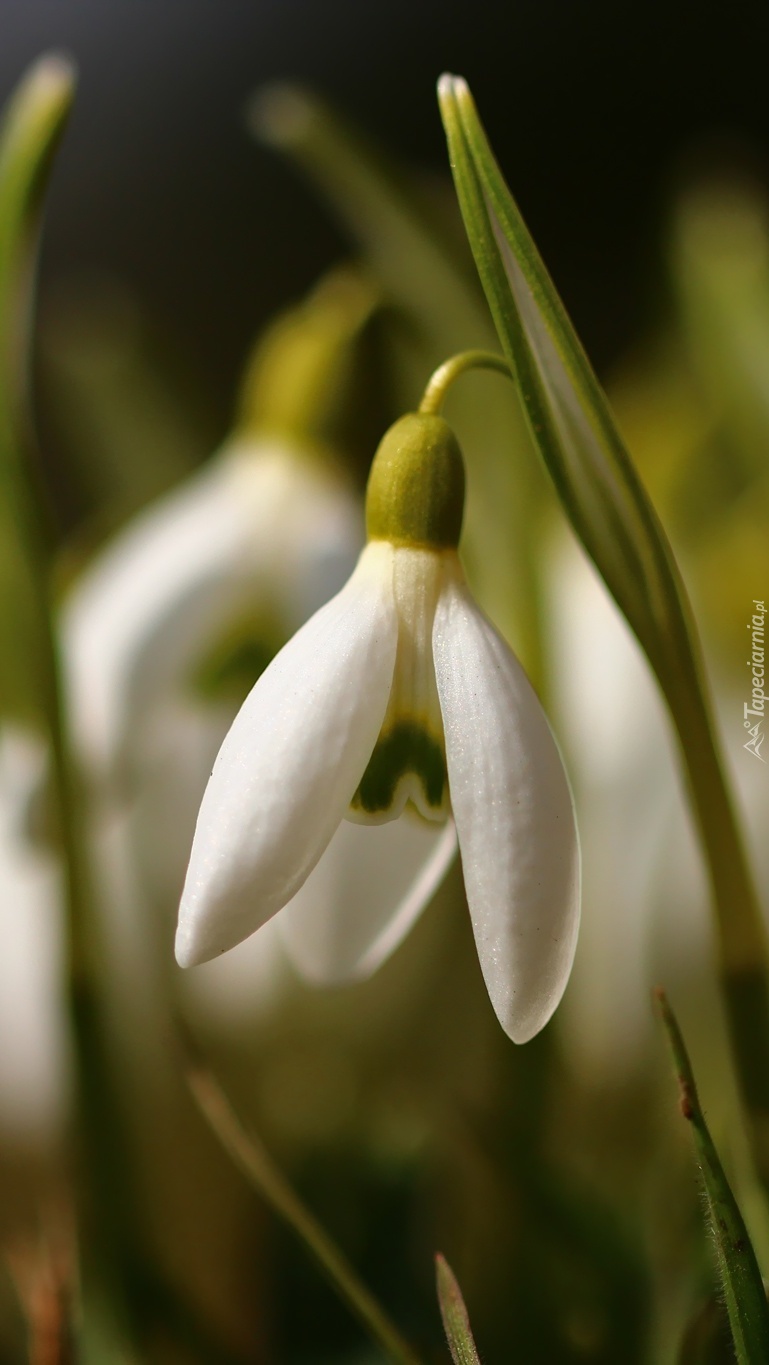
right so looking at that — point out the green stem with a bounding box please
[419,349,511,415]
[0,61,89,964]
[0,56,147,1350]
[187,1063,424,1365]
[664,659,769,1190]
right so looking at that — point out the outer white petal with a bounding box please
[176,542,397,967]
[279,814,457,983]
[62,439,362,776]
[433,581,580,1043]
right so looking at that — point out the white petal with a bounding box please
[176,542,397,967]
[279,814,457,983]
[433,581,580,1043]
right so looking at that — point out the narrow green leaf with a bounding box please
[656,990,769,1365]
[438,71,769,1200]
[0,55,75,430]
[437,72,692,686]
[0,55,75,723]
[435,1255,482,1365]
[187,1054,423,1365]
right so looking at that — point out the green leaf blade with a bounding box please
[0,54,75,438]
[437,72,693,689]
[656,990,769,1365]
[435,1255,482,1365]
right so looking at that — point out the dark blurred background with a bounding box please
[4,9,769,1361]
[3,0,769,462]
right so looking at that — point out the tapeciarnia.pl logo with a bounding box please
[744,599,766,762]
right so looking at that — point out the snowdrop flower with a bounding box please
[177,409,580,1043]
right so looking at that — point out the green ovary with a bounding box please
[351,720,447,819]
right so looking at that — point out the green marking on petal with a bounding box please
[351,720,447,818]
[191,608,286,705]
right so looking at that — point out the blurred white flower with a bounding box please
[50,432,366,1299]
[177,413,580,1043]
[57,434,365,1060]
[63,437,360,883]
[63,436,363,788]
[549,536,769,1077]
[546,536,688,1071]
[0,726,67,1145]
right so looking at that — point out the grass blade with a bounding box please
[435,1255,482,1365]
[656,989,769,1364]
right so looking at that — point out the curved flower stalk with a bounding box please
[177,397,580,1044]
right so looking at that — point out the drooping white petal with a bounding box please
[176,542,397,967]
[62,439,362,777]
[279,813,457,983]
[433,580,580,1043]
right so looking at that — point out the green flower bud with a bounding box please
[365,412,465,550]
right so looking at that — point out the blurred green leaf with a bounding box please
[0,55,74,724]
[435,1255,482,1365]
[41,275,208,525]
[671,180,769,484]
[657,990,769,1365]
